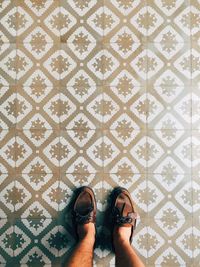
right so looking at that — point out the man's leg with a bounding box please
[65,187,97,267]
[65,223,95,267]
[113,226,145,267]
[110,187,145,267]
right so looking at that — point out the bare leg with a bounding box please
[114,226,145,267]
[65,223,95,267]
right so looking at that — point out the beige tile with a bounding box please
[147,173,192,220]
[192,130,200,174]
[16,86,61,130]
[103,129,148,173]
[102,86,147,130]
[60,0,104,43]
[0,44,17,85]
[146,0,191,43]
[60,43,103,87]
[15,129,60,174]
[0,0,198,265]
[59,130,103,174]
[191,85,200,130]
[103,42,147,87]
[11,175,61,219]
[60,86,103,130]
[16,43,61,87]
[147,130,192,174]
[0,129,16,173]
[0,85,17,129]
[146,218,193,266]
[0,1,17,43]
[190,0,200,43]
[147,42,192,87]
[146,85,192,130]
[16,0,61,43]
[103,0,147,43]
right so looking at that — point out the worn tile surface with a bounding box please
[0,0,200,266]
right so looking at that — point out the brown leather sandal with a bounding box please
[110,187,137,244]
[72,186,97,240]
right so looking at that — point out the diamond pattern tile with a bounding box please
[0,0,199,266]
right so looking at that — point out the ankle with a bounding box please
[113,226,131,247]
[77,223,95,245]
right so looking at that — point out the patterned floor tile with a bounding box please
[0,1,17,43]
[60,43,103,87]
[146,218,193,266]
[0,221,15,262]
[146,84,192,130]
[0,44,17,85]
[0,0,199,266]
[15,130,60,174]
[59,130,103,174]
[102,43,147,86]
[0,129,16,173]
[103,130,148,174]
[60,0,104,43]
[16,0,60,43]
[147,130,192,174]
[147,174,192,220]
[12,218,60,265]
[60,86,103,130]
[1,84,60,130]
[191,86,200,130]
[146,0,191,43]
[102,86,147,129]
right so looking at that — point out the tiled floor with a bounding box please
[0,0,200,266]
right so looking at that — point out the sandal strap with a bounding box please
[74,206,96,224]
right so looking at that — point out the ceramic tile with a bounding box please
[15,85,61,130]
[190,0,200,43]
[15,130,60,174]
[146,0,191,43]
[103,130,148,174]
[60,43,103,87]
[0,44,17,85]
[102,42,147,87]
[13,218,59,264]
[147,174,192,220]
[146,86,192,130]
[12,174,62,219]
[0,129,16,174]
[0,86,17,129]
[191,44,200,82]
[102,86,146,130]
[191,85,200,130]
[59,130,103,174]
[192,216,200,266]
[0,221,14,263]
[147,42,192,86]
[60,86,103,130]
[103,0,148,43]
[0,1,17,43]
[147,130,192,174]
[0,175,18,219]
[146,218,193,266]
[191,130,200,174]
[16,0,60,43]
[60,0,104,43]
[0,0,198,266]
[15,43,61,87]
